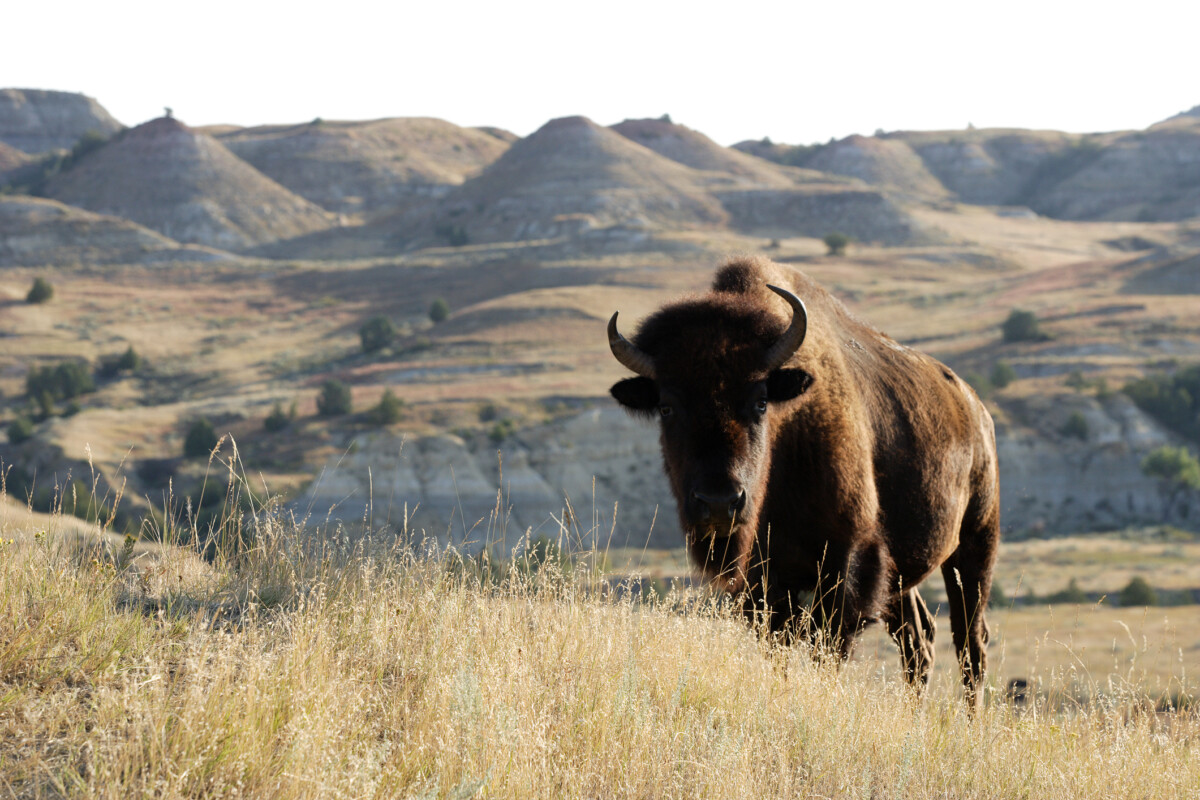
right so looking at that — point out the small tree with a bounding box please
[1141,445,1200,521]
[1001,309,1044,343]
[6,416,34,444]
[26,277,53,304]
[359,315,397,354]
[990,361,1017,390]
[429,298,450,324]
[99,345,142,378]
[367,389,404,425]
[1119,576,1158,607]
[183,418,219,458]
[823,232,850,256]
[316,380,352,417]
[264,401,291,432]
[1060,411,1089,440]
[115,345,141,371]
[1047,577,1089,604]
[26,362,94,401]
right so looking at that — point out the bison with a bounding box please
[608,257,1000,707]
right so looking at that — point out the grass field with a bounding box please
[2,477,1198,799]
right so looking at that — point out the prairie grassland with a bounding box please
[2,492,1198,800]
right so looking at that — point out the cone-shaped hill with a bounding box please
[0,89,123,154]
[0,195,230,267]
[803,135,949,199]
[41,117,334,250]
[217,118,512,217]
[387,115,729,246]
[609,117,800,187]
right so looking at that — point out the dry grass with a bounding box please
[2,481,1198,799]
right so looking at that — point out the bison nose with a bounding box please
[692,488,747,520]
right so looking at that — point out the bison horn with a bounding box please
[762,285,809,371]
[608,312,656,379]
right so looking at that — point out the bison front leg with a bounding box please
[806,537,893,661]
[884,588,936,692]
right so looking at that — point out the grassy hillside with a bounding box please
[2,487,1197,799]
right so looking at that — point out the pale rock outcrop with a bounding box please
[301,398,1198,551]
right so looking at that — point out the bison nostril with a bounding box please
[693,488,746,519]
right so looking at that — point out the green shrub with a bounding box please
[1001,309,1044,343]
[823,232,850,256]
[264,402,292,433]
[26,277,53,304]
[990,361,1017,390]
[367,389,404,426]
[26,362,94,401]
[6,416,34,444]
[359,315,397,354]
[1142,445,1200,521]
[183,418,219,459]
[114,345,141,371]
[429,298,450,324]
[434,224,469,247]
[59,130,109,172]
[489,418,516,443]
[1119,576,1158,607]
[34,392,56,420]
[1060,411,1089,440]
[316,380,352,417]
[1141,446,1200,489]
[1123,365,1200,441]
[1046,578,1089,604]
[98,345,142,378]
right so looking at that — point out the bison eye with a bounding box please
[659,405,674,418]
[754,399,768,415]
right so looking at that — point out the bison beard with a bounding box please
[608,256,1001,709]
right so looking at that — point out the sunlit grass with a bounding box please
[1,460,1198,799]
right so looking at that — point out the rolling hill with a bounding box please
[0,195,230,267]
[0,89,123,154]
[217,117,512,217]
[609,117,802,187]
[40,116,334,250]
[1029,116,1200,221]
[384,115,731,247]
[802,134,949,199]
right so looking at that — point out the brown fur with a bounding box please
[610,257,1000,707]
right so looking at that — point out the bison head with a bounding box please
[608,285,813,589]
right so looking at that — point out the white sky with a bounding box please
[5,0,1199,146]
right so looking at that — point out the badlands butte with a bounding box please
[1,88,1198,552]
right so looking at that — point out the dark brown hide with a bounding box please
[609,257,1000,707]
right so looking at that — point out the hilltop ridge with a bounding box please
[0,88,123,154]
[40,116,334,249]
[217,117,511,217]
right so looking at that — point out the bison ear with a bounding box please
[767,368,813,402]
[610,377,659,417]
